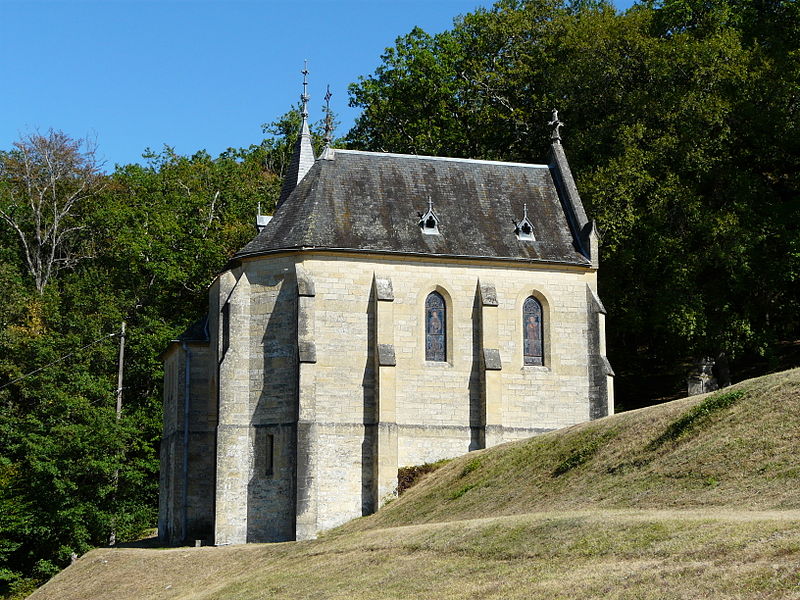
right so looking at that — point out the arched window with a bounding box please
[425,291,446,361]
[523,296,543,366]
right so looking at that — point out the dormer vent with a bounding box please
[256,202,272,233]
[419,198,440,235]
[515,204,535,241]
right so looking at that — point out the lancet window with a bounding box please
[425,292,446,362]
[523,296,544,366]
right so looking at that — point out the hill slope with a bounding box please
[30,369,800,600]
[342,368,800,532]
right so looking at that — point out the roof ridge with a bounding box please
[334,149,549,169]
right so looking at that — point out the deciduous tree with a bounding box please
[0,130,103,293]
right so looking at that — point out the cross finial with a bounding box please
[428,197,433,212]
[523,203,528,219]
[300,60,310,119]
[323,84,333,146]
[549,108,563,143]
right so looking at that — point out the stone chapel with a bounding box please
[158,84,614,546]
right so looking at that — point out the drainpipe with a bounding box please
[181,341,191,544]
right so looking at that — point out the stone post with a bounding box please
[687,358,718,396]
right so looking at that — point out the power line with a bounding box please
[0,331,120,391]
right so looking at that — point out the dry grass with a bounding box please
[31,510,800,600]
[29,368,800,600]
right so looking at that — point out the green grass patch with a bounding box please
[450,483,479,500]
[553,429,616,476]
[647,389,745,450]
[460,457,482,478]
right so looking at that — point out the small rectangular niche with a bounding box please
[265,433,274,478]
[221,302,230,357]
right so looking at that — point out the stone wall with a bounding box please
[211,258,299,545]
[158,350,181,544]
[199,250,612,545]
[289,252,606,538]
[158,342,215,545]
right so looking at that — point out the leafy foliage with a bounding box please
[1,0,798,594]
[347,0,800,405]
[0,119,298,595]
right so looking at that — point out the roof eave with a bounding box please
[230,246,591,269]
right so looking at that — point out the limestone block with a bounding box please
[378,344,396,367]
[299,341,317,363]
[483,348,502,371]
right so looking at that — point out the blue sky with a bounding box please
[1,0,635,169]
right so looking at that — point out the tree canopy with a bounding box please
[0,118,308,597]
[347,0,800,402]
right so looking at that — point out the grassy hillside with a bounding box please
[29,369,800,600]
[343,368,800,532]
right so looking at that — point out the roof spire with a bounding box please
[301,60,310,119]
[323,85,333,147]
[319,84,337,161]
[277,61,317,208]
[549,108,564,144]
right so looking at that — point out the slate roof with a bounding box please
[175,317,209,343]
[235,149,590,267]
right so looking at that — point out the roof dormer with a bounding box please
[419,198,440,235]
[515,203,535,241]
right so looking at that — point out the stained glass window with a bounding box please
[425,292,446,361]
[523,296,543,366]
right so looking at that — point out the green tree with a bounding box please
[347,0,800,405]
[0,130,103,293]
[0,126,291,595]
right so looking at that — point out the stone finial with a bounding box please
[323,85,333,147]
[301,60,310,119]
[549,108,564,143]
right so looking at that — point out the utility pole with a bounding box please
[109,321,126,546]
[116,321,126,419]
